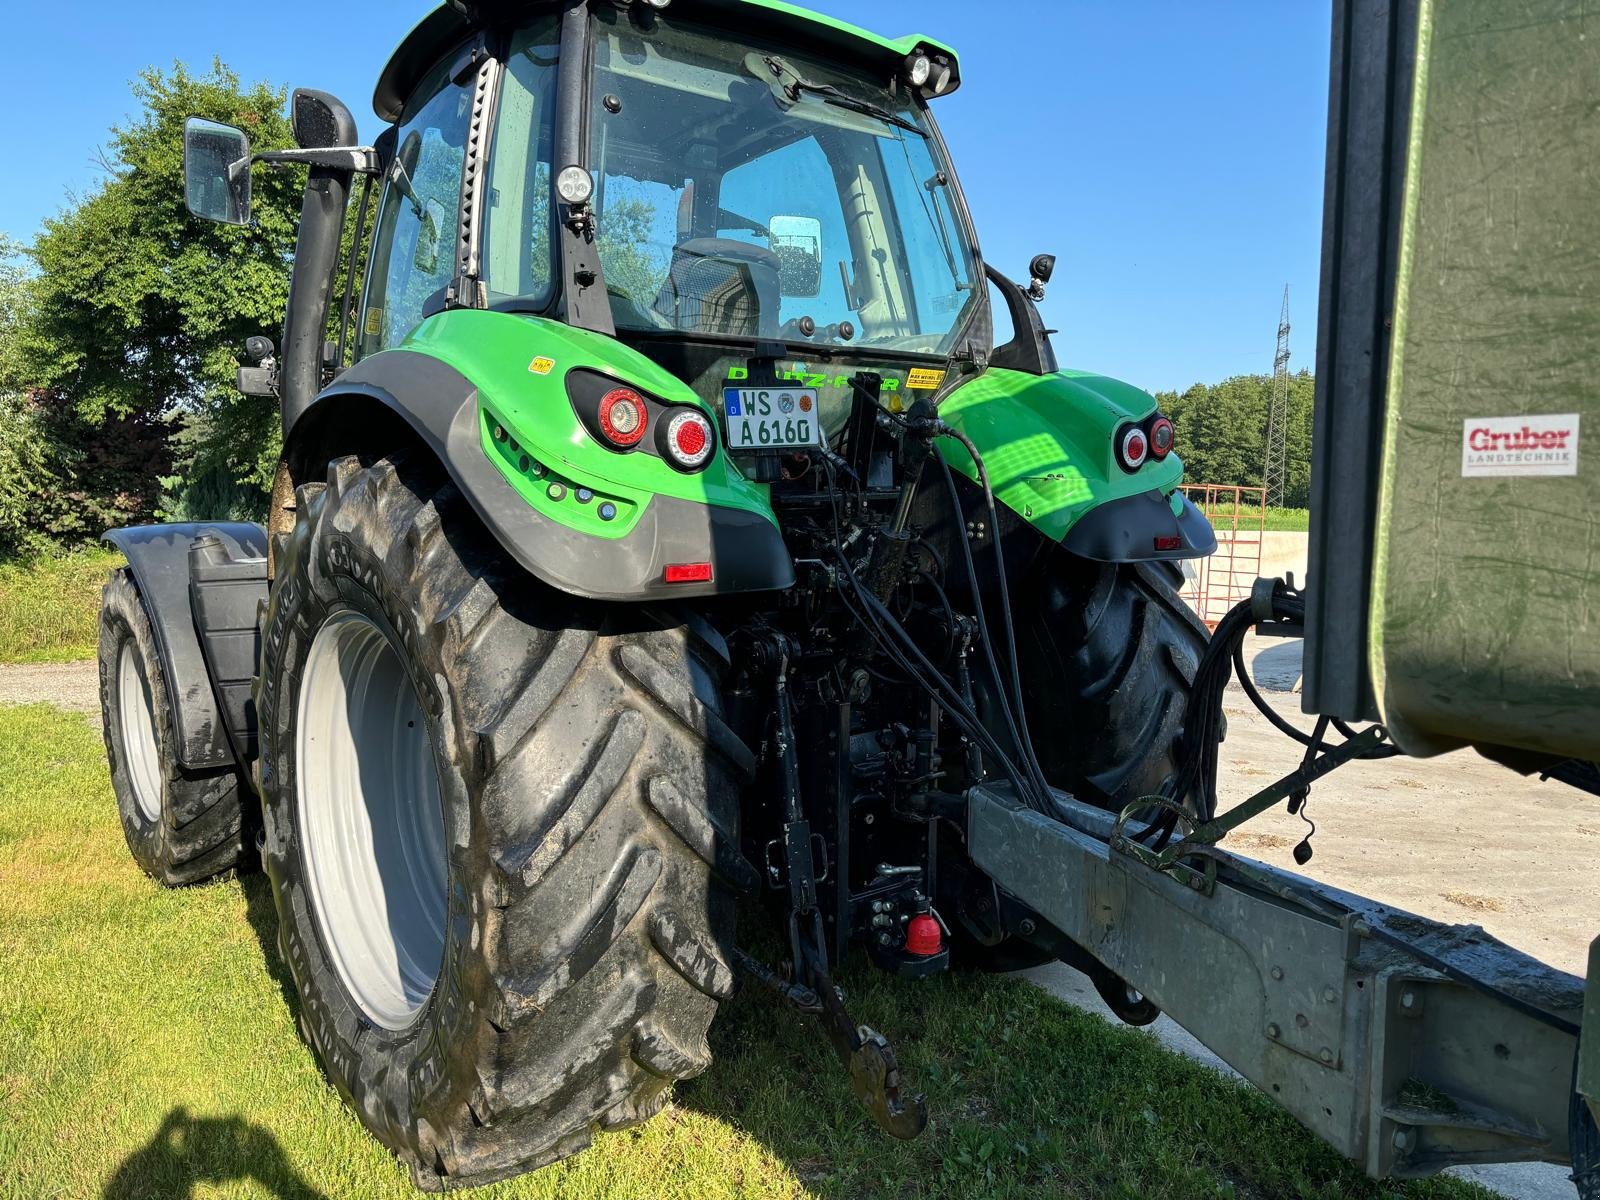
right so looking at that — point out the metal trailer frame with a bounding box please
[969,784,1583,1179]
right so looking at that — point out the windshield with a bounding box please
[584,8,981,357]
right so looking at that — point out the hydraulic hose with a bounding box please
[932,433,1053,806]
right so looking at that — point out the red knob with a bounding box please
[905,913,943,957]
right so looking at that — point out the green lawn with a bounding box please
[0,547,122,664]
[0,703,1489,1200]
[1197,506,1311,533]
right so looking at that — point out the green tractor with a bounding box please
[110,0,1210,1184]
[98,0,1597,1192]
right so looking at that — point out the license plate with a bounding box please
[722,387,824,451]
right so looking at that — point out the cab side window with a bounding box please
[358,57,474,357]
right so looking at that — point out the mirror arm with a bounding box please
[986,263,1058,377]
[255,146,382,175]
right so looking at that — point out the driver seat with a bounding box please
[653,238,782,339]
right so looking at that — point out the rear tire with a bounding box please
[1021,556,1208,810]
[256,452,755,1190]
[953,554,1207,973]
[98,568,250,886]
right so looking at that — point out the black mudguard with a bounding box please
[1061,489,1217,563]
[102,523,267,773]
[287,352,795,603]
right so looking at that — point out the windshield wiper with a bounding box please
[747,53,927,138]
[809,89,926,138]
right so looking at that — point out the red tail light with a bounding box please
[1149,417,1175,459]
[664,410,715,472]
[1117,426,1149,472]
[598,388,648,448]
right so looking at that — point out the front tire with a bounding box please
[256,453,754,1190]
[98,568,250,886]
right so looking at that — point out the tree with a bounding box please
[0,234,49,552]
[1156,370,1316,508]
[23,61,301,517]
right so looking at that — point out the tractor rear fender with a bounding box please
[936,367,1216,562]
[286,312,794,603]
[102,523,267,773]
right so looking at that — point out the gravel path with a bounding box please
[0,660,100,713]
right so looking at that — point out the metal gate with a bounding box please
[1179,484,1266,628]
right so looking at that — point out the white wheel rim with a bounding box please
[118,641,162,822]
[296,611,448,1031]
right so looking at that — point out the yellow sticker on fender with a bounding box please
[529,356,557,376]
[907,368,946,391]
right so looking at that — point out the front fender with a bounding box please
[293,313,794,601]
[102,522,266,772]
[936,367,1215,561]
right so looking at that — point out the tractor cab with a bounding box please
[361,2,1020,435]
[182,0,1196,603]
[365,4,991,435]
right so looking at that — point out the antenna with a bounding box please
[1262,285,1291,508]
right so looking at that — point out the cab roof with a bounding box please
[374,0,960,122]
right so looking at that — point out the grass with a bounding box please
[1197,506,1310,533]
[0,703,1492,1200]
[0,547,122,664]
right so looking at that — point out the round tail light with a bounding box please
[1118,426,1149,472]
[1149,417,1175,459]
[664,410,715,471]
[598,388,648,448]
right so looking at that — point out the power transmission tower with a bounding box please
[1262,285,1291,507]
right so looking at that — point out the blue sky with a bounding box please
[0,1,1330,393]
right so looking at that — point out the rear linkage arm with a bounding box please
[735,629,929,1142]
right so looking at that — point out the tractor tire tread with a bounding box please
[256,452,743,1191]
[98,567,250,886]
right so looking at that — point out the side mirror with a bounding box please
[1026,252,1056,301]
[184,118,253,226]
[769,214,823,298]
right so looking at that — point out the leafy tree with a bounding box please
[0,234,30,396]
[23,61,301,514]
[0,234,49,552]
[598,195,672,310]
[1156,370,1315,508]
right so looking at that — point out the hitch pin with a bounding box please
[875,864,921,878]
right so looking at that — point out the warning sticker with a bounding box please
[1461,414,1580,478]
[906,367,947,391]
[364,308,384,337]
[528,356,557,376]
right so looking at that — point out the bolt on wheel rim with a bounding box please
[296,611,448,1031]
[117,641,162,822]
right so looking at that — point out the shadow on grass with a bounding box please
[241,869,301,1024]
[103,1107,330,1200]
